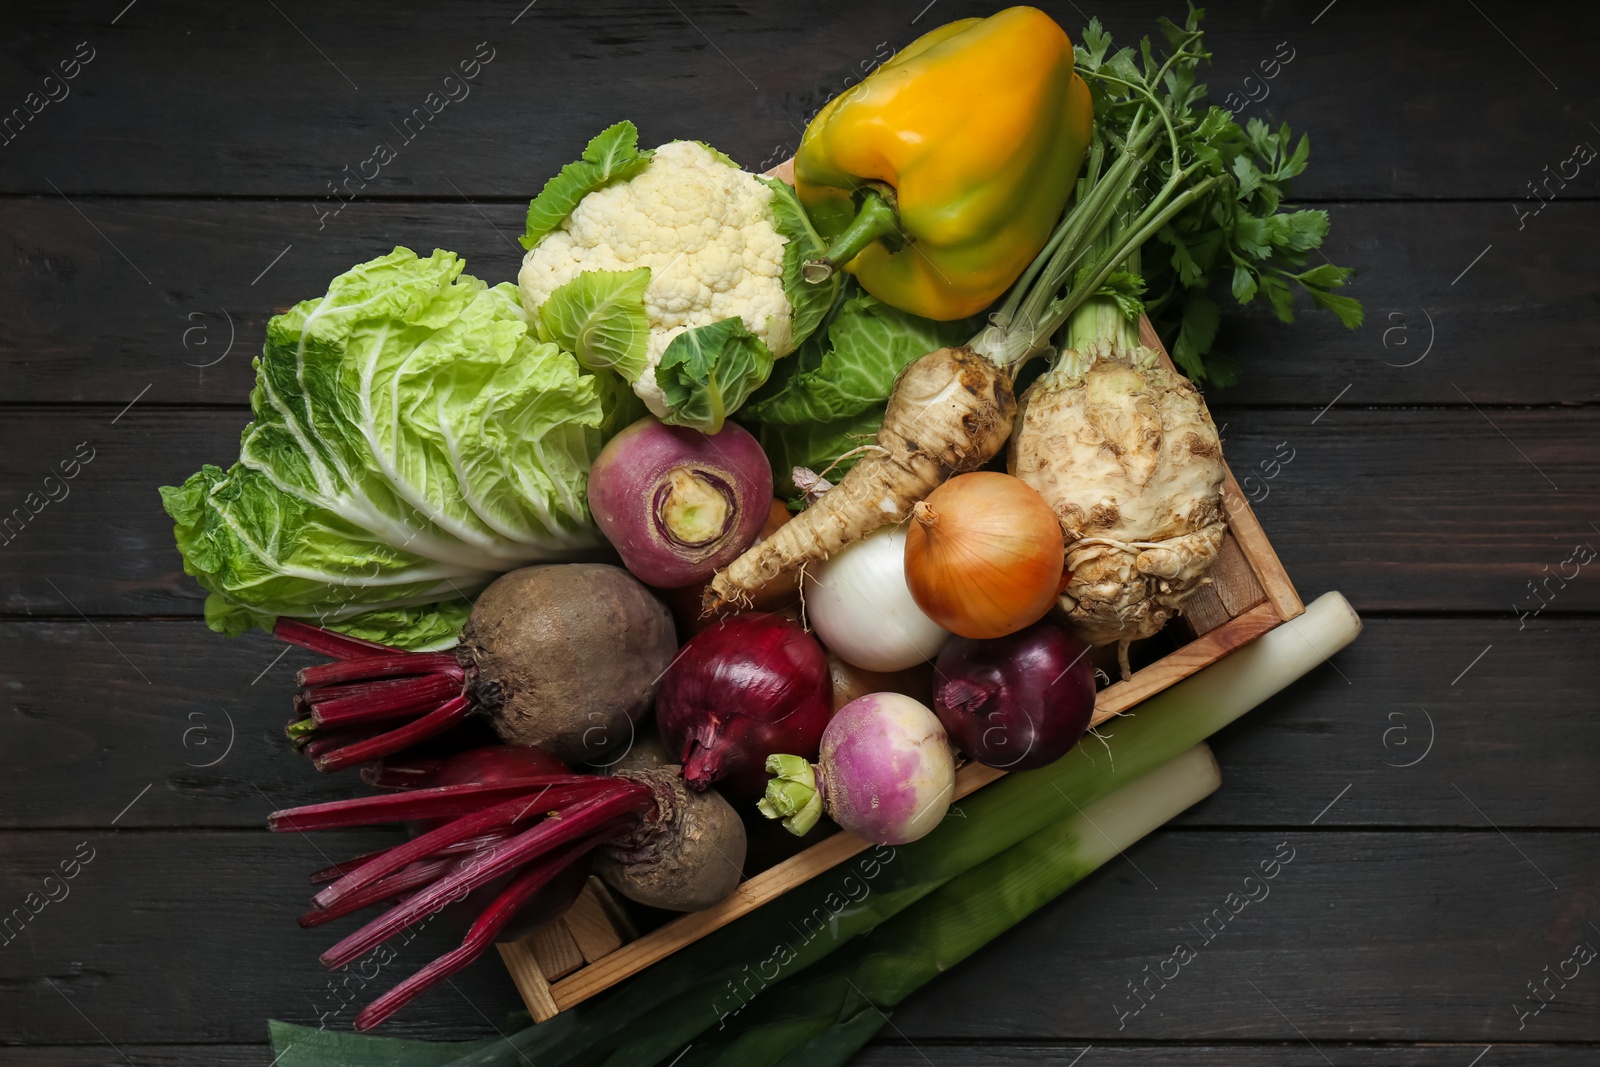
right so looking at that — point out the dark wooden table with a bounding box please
[3,1,1598,1063]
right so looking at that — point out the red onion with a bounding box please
[933,614,1096,770]
[656,612,832,796]
[587,416,773,588]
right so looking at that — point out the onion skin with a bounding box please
[814,693,954,845]
[933,615,1096,770]
[905,472,1065,640]
[807,526,951,672]
[827,653,932,712]
[588,416,773,589]
[656,613,832,796]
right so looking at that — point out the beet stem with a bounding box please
[312,695,474,773]
[358,758,448,791]
[269,776,616,832]
[274,618,402,660]
[319,789,651,970]
[309,831,510,885]
[300,856,460,929]
[297,653,462,689]
[299,725,376,759]
[310,788,614,912]
[309,673,466,728]
[351,837,597,1031]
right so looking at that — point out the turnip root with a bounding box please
[1009,329,1226,676]
[759,692,955,845]
[708,346,1014,608]
[278,564,677,770]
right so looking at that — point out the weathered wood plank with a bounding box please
[889,830,1600,1042]
[0,830,525,1044]
[854,1048,1600,1066]
[4,197,1597,407]
[1,407,1592,616]
[4,1044,1596,1067]
[2,1,1595,199]
[2,830,1595,1044]
[2,617,1595,830]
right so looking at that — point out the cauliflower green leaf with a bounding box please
[521,121,655,250]
[654,317,775,435]
[536,267,652,381]
[761,177,839,349]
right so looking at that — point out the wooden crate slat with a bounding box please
[564,879,628,964]
[529,920,586,982]
[498,941,560,1023]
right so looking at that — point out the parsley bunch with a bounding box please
[973,6,1361,384]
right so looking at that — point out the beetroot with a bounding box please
[278,564,677,770]
[655,613,832,796]
[270,744,745,1030]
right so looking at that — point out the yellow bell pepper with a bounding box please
[794,6,1093,321]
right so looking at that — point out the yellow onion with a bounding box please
[904,472,1065,639]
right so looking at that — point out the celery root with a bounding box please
[1010,319,1227,672]
[707,346,1014,608]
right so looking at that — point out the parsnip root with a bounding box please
[707,346,1015,609]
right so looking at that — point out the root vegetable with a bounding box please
[587,416,773,589]
[904,472,1065,639]
[933,615,1096,770]
[278,564,677,770]
[759,692,954,845]
[655,613,832,796]
[1009,305,1226,673]
[708,345,1015,608]
[269,744,746,1029]
[827,653,932,712]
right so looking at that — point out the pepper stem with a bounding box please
[803,188,904,284]
[757,753,824,836]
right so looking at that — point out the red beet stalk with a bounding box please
[352,838,598,1031]
[274,618,400,660]
[273,621,484,773]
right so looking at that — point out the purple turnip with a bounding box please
[933,615,1097,770]
[758,692,955,845]
[655,612,832,796]
[278,564,677,769]
[587,415,773,588]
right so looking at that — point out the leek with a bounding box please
[446,592,1359,1067]
[680,745,1223,1067]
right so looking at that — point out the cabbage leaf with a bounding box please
[161,247,607,647]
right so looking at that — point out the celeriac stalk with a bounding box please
[443,591,1360,1067]
[680,744,1223,1067]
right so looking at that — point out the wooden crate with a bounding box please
[497,307,1304,1022]
[499,156,1301,1020]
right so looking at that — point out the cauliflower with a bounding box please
[516,123,835,433]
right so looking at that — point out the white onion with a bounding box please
[805,527,950,671]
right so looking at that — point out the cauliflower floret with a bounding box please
[519,140,793,418]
